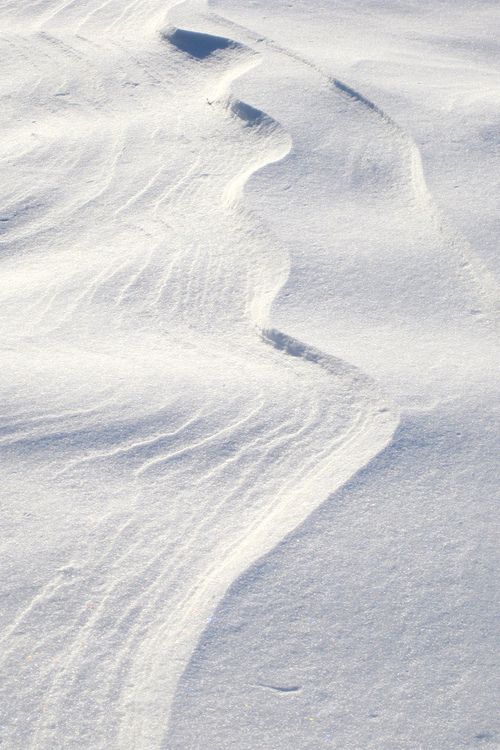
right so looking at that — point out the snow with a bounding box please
[0,1,498,748]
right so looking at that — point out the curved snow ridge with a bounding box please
[163,22,282,133]
[329,77,500,314]
[203,7,500,317]
[166,24,394,404]
[222,95,291,206]
[165,21,398,494]
[157,11,399,747]
[1,10,399,750]
[161,20,399,484]
[162,17,394,403]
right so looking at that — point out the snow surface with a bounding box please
[0,0,498,748]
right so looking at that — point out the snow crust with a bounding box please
[0,0,498,748]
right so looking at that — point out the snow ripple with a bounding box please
[0,2,398,748]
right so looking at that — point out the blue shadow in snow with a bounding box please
[165,28,236,59]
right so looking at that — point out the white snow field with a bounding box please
[0,0,498,748]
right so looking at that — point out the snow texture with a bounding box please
[0,0,498,748]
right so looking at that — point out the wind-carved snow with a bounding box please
[164,2,500,749]
[0,1,398,748]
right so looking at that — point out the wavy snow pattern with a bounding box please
[201,1,500,315]
[0,2,400,749]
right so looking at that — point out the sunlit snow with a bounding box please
[0,1,498,748]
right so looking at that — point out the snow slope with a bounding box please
[0,0,498,748]
[166,2,500,748]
